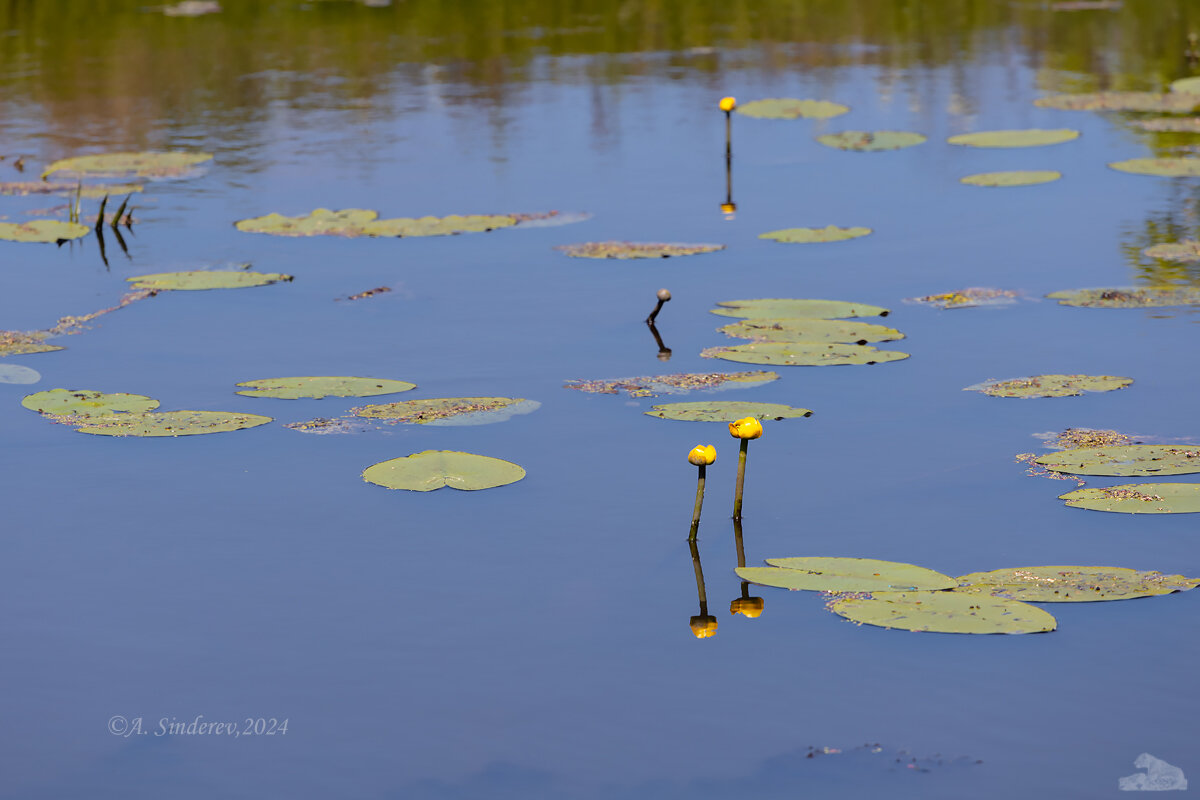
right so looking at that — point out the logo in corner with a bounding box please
[1119,753,1187,791]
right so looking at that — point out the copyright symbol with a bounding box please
[107,715,128,736]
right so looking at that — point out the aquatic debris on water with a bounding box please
[965,374,1132,398]
[563,371,778,398]
[555,241,725,259]
[906,288,1019,309]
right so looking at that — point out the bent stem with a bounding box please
[689,464,706,540]
[733,438,749,520]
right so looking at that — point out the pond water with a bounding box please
[1,1,1199,798]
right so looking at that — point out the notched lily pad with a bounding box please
[947,129,1079,148]
[563,371,778,398]
[235,376,416,399]
[127,270,293,291]
[954,566,1200,602]
[1109,158,1200,177]
[827,591,1057,634]
[735,98,849,120]
[73,410,272,437]
[0,220,90,243]
[362,450,525,491]
[718,317,904,344]
[41,151,212,179]
[645,401,812,422]
[758,226,871,244]
[1036,444,1200,476]
[960,171,1061,187]
[1034,92,1197,112]
[739,558,956,593]
[711,298,890,320]
[351,397,539,426]
[701,342,909,366]
[1143,240,1200,262]
[815,131,926,151]
[555,241,724,259]
[22,388,159,417]
[1059,483,1200,514]
[965,374,1131,398]
[906,288,1019,308]
[1046,286,1200,308]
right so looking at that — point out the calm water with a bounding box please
[1,2,1199,798]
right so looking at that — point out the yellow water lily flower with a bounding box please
[688,444,717,466]
[730,597,765,618]
[690,615,718,638]
[719,96,737,112]
[728,417,763,440]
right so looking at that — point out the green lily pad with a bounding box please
[1037,445,1200,476]
[72,410,273,437]
[906,288,1019,308]
[563,371,778,398]
[362,215,519,237]
[234,208,520,238]
[1059,483,1200,514]
[718,317,904,344]
[41,151,212,179]
[1046,286,1200,308]
[362,450,526,492]
[965,374,1132,398]
[1143,241,1200,262]
[701,342,909,366]
[827,591,1057,634]
[0,220,90,243]
[960,171,1061,187]
[947,129,1079,148]
[815,131,926,151]
[0,332,62,356]
[645,401,812,422]
[954,566,1200,602]
[758,226,872,244]
[1133,117,1200,133]
[735,98,849,120]
[0,365,41,384]
[1109,158,1200,177]
[235,376,417,399]
[739,558,956,592]
[1170,76,1200,95]
[351,397,539,426]
[1034,92,1198,112]
[22,388,159,417]
[0,182,144,198]
[555,241,724,259]
[127,271,293,291]
[711,299,890,320]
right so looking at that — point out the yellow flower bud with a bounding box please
[719,96,737,112]
[689,615,718,638]
[730,597,765,618]
[687,444,717,466]
[720,202,737,214]
[728,417,763,440]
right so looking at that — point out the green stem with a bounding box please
[689,464,706,540]
[689,539,707,610]
[725,110,732,159]
[733,517,746,568]
[733,438,748,520]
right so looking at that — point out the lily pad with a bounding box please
[718,317,904,344]
[351,397,539,426]
[0,332,62,356]
[965,374,1132,398]
[645,401,812,422]
[1143,241,1200,262]
[960,171,1061,187]
[1034,92,1198,112]
[1036,445,1200,476]
[234,208,522,238]
[0,364,40,384]
[1046,286,1200,308]
[161,1,221,15]
[1059,483,1200,514]
[362,450,525,492]
[738,558,956,592]
[72,410,272,437]
[701,342,909,366]
[947,129,1080,148]
[758,226,872,244]
[735,98,849,120]
[563,371,778,398]
[555,241,724,259]
[1109,158,1200,177]
[0,220,90,243]
[22,388,159,417]
[41,151,212,179]
[1133,117,1200,133]
[815,131,926,151]
[0,182,144,198]
[127,271,293,291]
[827,591,1057,634]
[1169,76,1200,95]
[360,215,519,237]
[235,376,416,399]
[954,566,1200,602]
[711,299,890,320]
[906,288,1018,308]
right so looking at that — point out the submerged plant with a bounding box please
[688,540,717,639]
[687,444,717,540]
[729,417,762,520]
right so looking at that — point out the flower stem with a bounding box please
[733,438,749,520]
[689,464,706,540]
[725,110,732,159]
[689,539,707,610]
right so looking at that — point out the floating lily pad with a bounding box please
[960,170,1061,187]
[1048,428,1133,450]
[718,317,904,344]
[0,182,144,198]
[0,332,62,356]
[126,270,293,291]
[0,220,90,243]
[41,151,212,179]
[906,288,1019,308]
[954,566,1200,602]
[0,364,40,384]
[235,376,416,399]
[711,299,890,320]
[827,591,1057,634]
[1046,286,1200,307]
[234,208,521,238]
[645,401,812,422]
[351,397,539,426]
[701,342,909,366]
[1034,92,1198,112]
[965,374,1132,398]
[947,129,1079,148]
[738,558,956,592]
[360,215,519,237]
[1170,76,1200,95]
[815,131,926,151]
[563,371,778,398]
[362,450,525,492]
[1059,483,1200,514]
[284,416,368,435]
[1036,445,1200,476]
[555,241,724,259]
[72,410,272,437]
[758,226,872,244]
[735,98,849,120]
[22,388,159,417]
[1109,158,1200,177]
[1133,117,1200,133]
[1143,241,1200,262]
